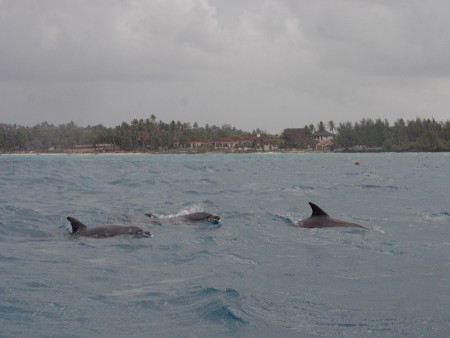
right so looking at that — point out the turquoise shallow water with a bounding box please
[0,153,449,337]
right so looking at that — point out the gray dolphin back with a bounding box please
[184,212,218,221]
[300,202,367,229]
[308,202,330,218]
[66,216,152,238]
[145,211,220,224]
[67,217,88,234]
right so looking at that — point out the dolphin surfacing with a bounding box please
[67,217,152,238]
[145,211,220,225]
[298,202,367,229]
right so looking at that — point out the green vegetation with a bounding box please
[334,118,450,152]
[1,116,449,153]
[0,117,250,152]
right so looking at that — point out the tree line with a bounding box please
[0,116,250,152]
[334,117,450,151]
[279,117,450,151]
[1,115,449,152]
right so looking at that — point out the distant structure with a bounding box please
[283,129,315,148]
[68,144,118,153]
[210,136,255,150]
[187,141,207,149]
[186,135,278,152]
[312,130,334,142]
[312,130,335,150]
[282,128,335,150]
[187,136,256,151]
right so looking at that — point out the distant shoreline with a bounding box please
[1,149,449,156]
[0,150,305,156]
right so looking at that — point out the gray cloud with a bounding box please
[1,0,449,132]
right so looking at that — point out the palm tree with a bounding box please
[317,121,326,132]
[328,120,335,133]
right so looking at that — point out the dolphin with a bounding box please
[145,211,220,225]
[298,202,368,229]
[67,217,152,238]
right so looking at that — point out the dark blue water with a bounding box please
[1,153,449,337]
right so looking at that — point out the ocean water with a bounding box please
[0,152,449,337]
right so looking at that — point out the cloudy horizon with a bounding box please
[1,0,450,133]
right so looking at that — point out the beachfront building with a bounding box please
[282,128,335,150]
[187,141,207,149]
[69,143,118,153]
[282,128,315,149]
[312,130,334,142]
[211,136,255,151]
[312,131,335,150]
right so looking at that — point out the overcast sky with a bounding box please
[1,0,450,133]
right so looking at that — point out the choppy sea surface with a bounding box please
[1,152,449,337]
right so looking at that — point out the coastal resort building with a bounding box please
[210,136,255,151]
[282,128,335,150]
[282,128,316,149]
[315,139,334,151]
[312,130,334,142]
[187,141,207,149]
[312,130,335,150]
[68,143,119,153]
[186,136,258,152]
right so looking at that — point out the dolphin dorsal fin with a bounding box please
[308,202,330,217]
[67,217,87,233]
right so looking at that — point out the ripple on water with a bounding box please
[169,286,247,328]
